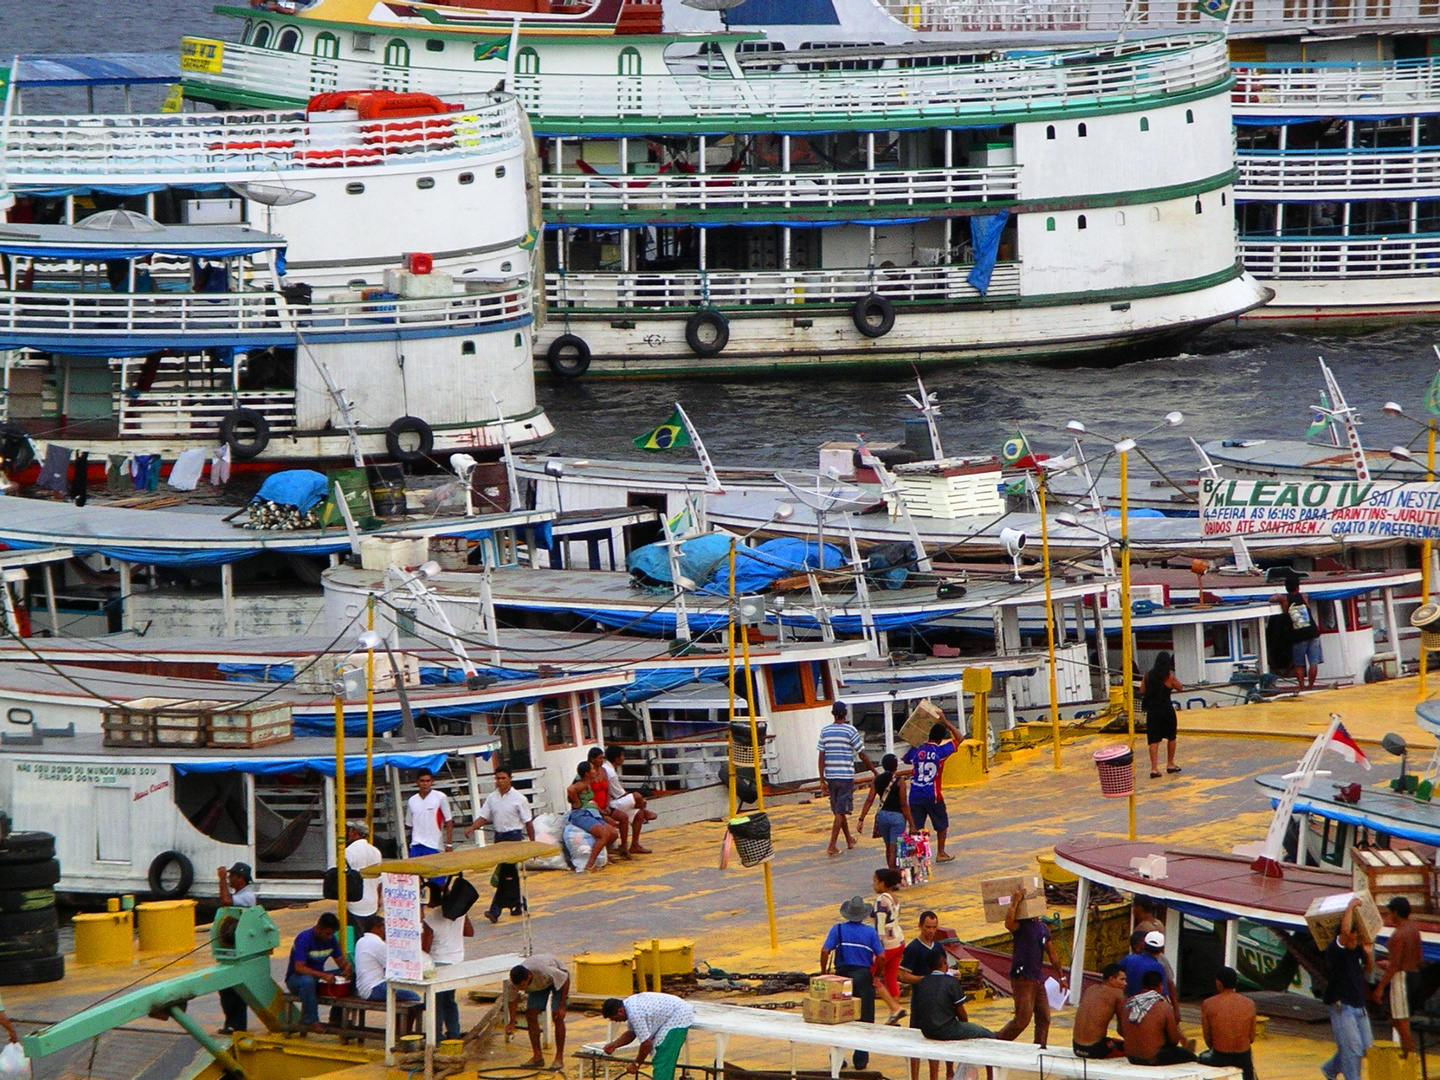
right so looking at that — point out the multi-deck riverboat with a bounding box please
[177,2,1268,375]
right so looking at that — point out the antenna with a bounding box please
[856,439,934,573]
[673,403,724,494]
[903,375,944,460]
[1316,358,1370,482]
[1191,437,1254,573]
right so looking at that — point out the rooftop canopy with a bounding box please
[9,52,180,89]
[0,214,286,260]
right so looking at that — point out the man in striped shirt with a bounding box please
[817,701,878,855]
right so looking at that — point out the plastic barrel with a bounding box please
[1092,745,1135,799]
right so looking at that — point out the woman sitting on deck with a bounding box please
[566,759,621,873]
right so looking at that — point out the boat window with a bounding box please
[385,38,411,67]
[495,165,506,178]
[500,261,512,272]
[578,694,599,742]
[1115,211,1125,225]
[1045,125,1055,140]
[458,172,474,184]
[619,47,642,77]
[514,332,524,347]
[1203,623,1233,660]
[1221,192,1227,206]
[1319,601,1340,632]
[462,340,476,355]
[766,660,833,711]
[346,182,365,195]
[1194,197,1203,214]
[241,20,255,43]
[1238,620,1257,659]
[1077,214,1087,230]
[1348,597,1370,630]
[1139,116,1149,132]
[252,23,273,48]
[426,39,445,52]
[516,47,540,75]
[314,32,339,59]
[1045,217,1055,232]
[276,27,301,53]
[417,177,435,190]
[541,695,577,748]
[1077,123,1087,137]
[1186,109,1194,124]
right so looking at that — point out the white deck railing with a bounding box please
[541,165,1021,216]
[0,102,521,183]
[1236,149,1440,198]
[185,36,1230,128]
[0,289,531,341]
[879,0,1437,32]
[545,264,1021,309]
[1231,59,1440,114]
[118,389,297,438]
[1240,234,1440,278]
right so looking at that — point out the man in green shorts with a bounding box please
[602,992,694,1080]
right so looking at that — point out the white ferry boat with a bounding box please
[176,1,1269,376]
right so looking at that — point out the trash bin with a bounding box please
[727,812,774,867]
[1092,745,1135,799]
[728,720,767,768]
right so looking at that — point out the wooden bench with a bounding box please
[283,992,423,1046]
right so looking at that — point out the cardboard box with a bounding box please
[809,975,852,1001]
[899,699,945,748]
[1305,890,1384,951]
[981,875,1047,924]
[803,998,860,1025]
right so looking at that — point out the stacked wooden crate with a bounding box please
[102,698,293,749]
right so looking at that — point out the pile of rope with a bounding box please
[672,964,814,997]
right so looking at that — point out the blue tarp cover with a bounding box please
[966,210,1009,295]
[627,532,845,594]
[254,470,328,512]
[172,750,451,777]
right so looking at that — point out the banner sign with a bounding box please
[381,872,425,982]
[180,38,225,74]
[1200,477,1440,540]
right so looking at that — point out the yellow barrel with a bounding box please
[136,899,197,953]
[437,1040,465,1057]
[1036,853,1077,886]
[73,911,134,965]
[572,952,635,997]
[632,939,694,990]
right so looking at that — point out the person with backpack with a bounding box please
[820,896,886,1069]
[1284,576,1322,688]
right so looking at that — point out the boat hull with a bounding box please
[1239,275,1440,327]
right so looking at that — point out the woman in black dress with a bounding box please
[1141,651,1184,778]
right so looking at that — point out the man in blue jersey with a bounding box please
[903,717,961,863]
[817,702,878,856]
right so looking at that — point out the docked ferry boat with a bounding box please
[177,2,1268,376]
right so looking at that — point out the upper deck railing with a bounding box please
[1231,58,1440,115]
[0,288,532,347]
[879,0,1437,34]
[1236,148,1440,199]
[541,165,1021,219]
[1240,234,1440,278]
[183,35,1231,134]
[0,101,521,186]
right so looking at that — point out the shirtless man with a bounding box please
[1199,967,1256,1080]
[1374,896,1423,1057]
[1072,963,1127,1059]
[1120,970,1196,1066]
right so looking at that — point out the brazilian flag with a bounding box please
[1000,431,1032,467]
[1196,0,1232,18]
[474,38,511,62]
[1427,369,1440,417]
[634,410,692,452]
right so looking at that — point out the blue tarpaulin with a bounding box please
[254,470,329,512]
[627,532,733,590]
[172,750,452,777]
[966,210,1009,295]
[721,537,845,595]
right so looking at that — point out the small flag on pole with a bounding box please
[1307,391,1331,438]
[1325,723,1371,770]
[1426,369,1440,417]
[633,409,692,452]
[473,37,511,61]
[1000,431,1032,467]
[1196,0,1232,19]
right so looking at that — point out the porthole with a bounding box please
[1185,109,1194,124]
[346,182,365,195]
[1045,217,1055,232]
[459,172,474,185]
[1194,197,1203,214]
[514,332,524,347]
[1139,117,1149,132]
[1045,125,1055,140]
[417,176,435,190]
[1221,192,1227,206]
[1077,214,1087,230]
[276,27,301,52]
[495,165,506,178]
[461,341,476,355]
[1115,211,1126,225]
[426,39,445,52]
[1077,122,1087,137]
[348,278,368,288]
[252,23,272,48]
[500,261,512,272]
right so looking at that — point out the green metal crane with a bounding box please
[23,907,299,1079]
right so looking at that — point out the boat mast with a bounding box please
[1249,712,1340,877]
[1316,358,1370,482]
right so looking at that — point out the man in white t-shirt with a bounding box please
[406,769,454,857]
[422,884,474,1041]
[344,821,383,918]
[354,917,421,1016]
[463,765,535,922]
[604,745,658,855]
[216,862,257,1035]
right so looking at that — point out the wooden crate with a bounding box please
[1352,848,1432,913]
[208,702,294,749]
[102,697,211,747]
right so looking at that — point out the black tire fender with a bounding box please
[0,908,57,937]
[545,334,591,378]
[684,308,729,358]
[852,293,895,339]
[0,953,64,986]
[4,860,59,891]
[147,851,194,899]
[0,889,54,914]
[218,408,270,461]
[0,832,54,865]
[0,930,59,961]
[385,416,435,464]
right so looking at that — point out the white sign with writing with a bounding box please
[381,873,425,983]
[1200,477,1440,540]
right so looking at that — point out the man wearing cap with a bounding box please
[817,702,877,856]
[820,896,886,1069]
[216,863,257,1035]
[996,885,1065,1047]
[1121,931,1173,1005]
[344,821,383,920]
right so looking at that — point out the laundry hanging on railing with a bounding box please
[966,210,1009,296]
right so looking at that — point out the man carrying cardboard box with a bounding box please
[903,717,962,863]
[1321,896,1373,1080]
[995,886,1065,1046]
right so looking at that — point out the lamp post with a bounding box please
[1035,471,1062,771]
[1066,412,1183,841]
[1384,401,1437,698]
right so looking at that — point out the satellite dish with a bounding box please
[228,182,317,207]
[1412,602,1440,630]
